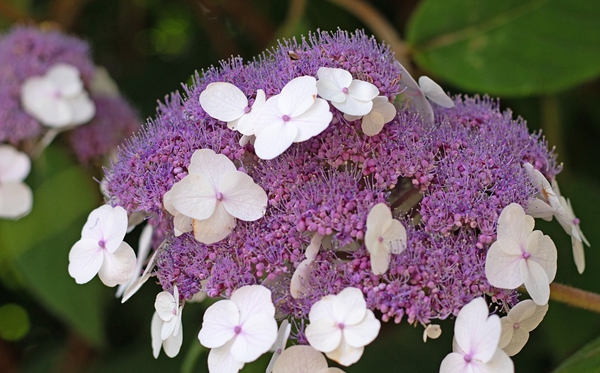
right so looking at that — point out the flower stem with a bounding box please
[550,283,600,313]
[326,0,411,72]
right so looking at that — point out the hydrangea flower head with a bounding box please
[97,29,569,369]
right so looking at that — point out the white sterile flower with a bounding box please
[485,203,557,306]
[198,285,278,373]
[200,82,266,136]
[440,297,514,373]
[344,96,396,136]
[499,300,548,356]
[266,320,291,373]
[253,76,333,160]
[291,233,323,299]
[117,224,153,300]
[423,324,442,343]
[68,204,136,287]
[364,203,407,275]
[21,63,95,128]
[163,148,268,244]
[151,285,184,358]
[316,67,379,116]
[418,76,455,108]
[0,145,33,219]
[273,345,345,373]
[305,287,381,366]
[552,180,590,274]
[394,61,434,124]
[523,163,565,220]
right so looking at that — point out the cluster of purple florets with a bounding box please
[103,30,559,328]
[0,25,141,163]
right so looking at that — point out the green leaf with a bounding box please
[0,144,105,347]
[407,0,600,96]
[552,335,600,373]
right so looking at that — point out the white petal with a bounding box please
[169,174,217,220]
[290,258,313,299]
[348,80,379,103]
[331,96,373,117]
[359,111,384,137]
[116,224,153,298]
[198,299,239,348]
[454,298,500,364]
[66,91,96,126]
[485,241,524,290]
[193,202,236,244]
[155,290,177,321]
[526,231,557,283]
[439,352,468,373]
[230,312,278,363]
[316,67,352,102]
[0,145,31,183]
[526,198,555,221]
[394,61,434,124]
[207,340,245,373]
[98,242,136,287]
[572,235,586,274]
[520,259,551,306]
[324,339,364,367]
[423,324,442,342]
[90,66,120,97]
[68,238,103,284]
[200,82,248,122]
[278,76,318,117]
[343,309,380,348]
[273,345,329,373]
[501,327,529,356]
[305,318,342,353]
[418,76,454,108]
[21,77,73,127]
[220,172,267,221]
[232,285,275,320]
[151,312,164,358]
[236,89,266,136]
[46,63,83,97]
[482,349,514,373]
[253,117,298,160]
[121,248,158,303]
[0,183,33,219]
[332,288,367,326]
[497,204,534,254]
[81,205,128,253]
[187,149,237,186]
[291,98,333,143]
[163,323,184,358]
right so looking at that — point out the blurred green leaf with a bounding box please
[0,303,30,340]
[552,335,600,373]
[407,0,600,96]
[0,144,105,347]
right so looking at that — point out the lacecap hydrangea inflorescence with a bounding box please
[80,29,586,371]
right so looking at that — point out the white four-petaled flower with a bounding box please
[316,67,379,116]
[273,345,345,373]
[498,300,548,356]
[305,287,380,366]
[21,63,95,128]
[151,285,184,358]
[198,285,278,373]
[485,203,557,305]
[0,145,33,219]
[199,82,266,136]
[163,148,268,244]
[68,204,136,287]
[423,324,442,343]
[364,203,407,275]
[253,76,333,160]
[344,96,396,136]
[439,297,514,373]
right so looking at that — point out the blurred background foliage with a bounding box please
[0,0,599,372]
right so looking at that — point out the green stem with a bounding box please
[550,283,600,314]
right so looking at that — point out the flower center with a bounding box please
[342,87,349,94]
[378,236,384,243]
[463,354,472,363]
[522,252,531,259]
[282,114,291,122]
[244,106,251,114]
[234,325,242,334]
[573,217,580,225]
[513,322,520,330]
[216,192,224,201]
[337,322,345,330]
[98,239,106,249]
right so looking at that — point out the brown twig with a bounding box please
[49,0,89,31]
[549,283,600,314]
[326,0,411,72]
